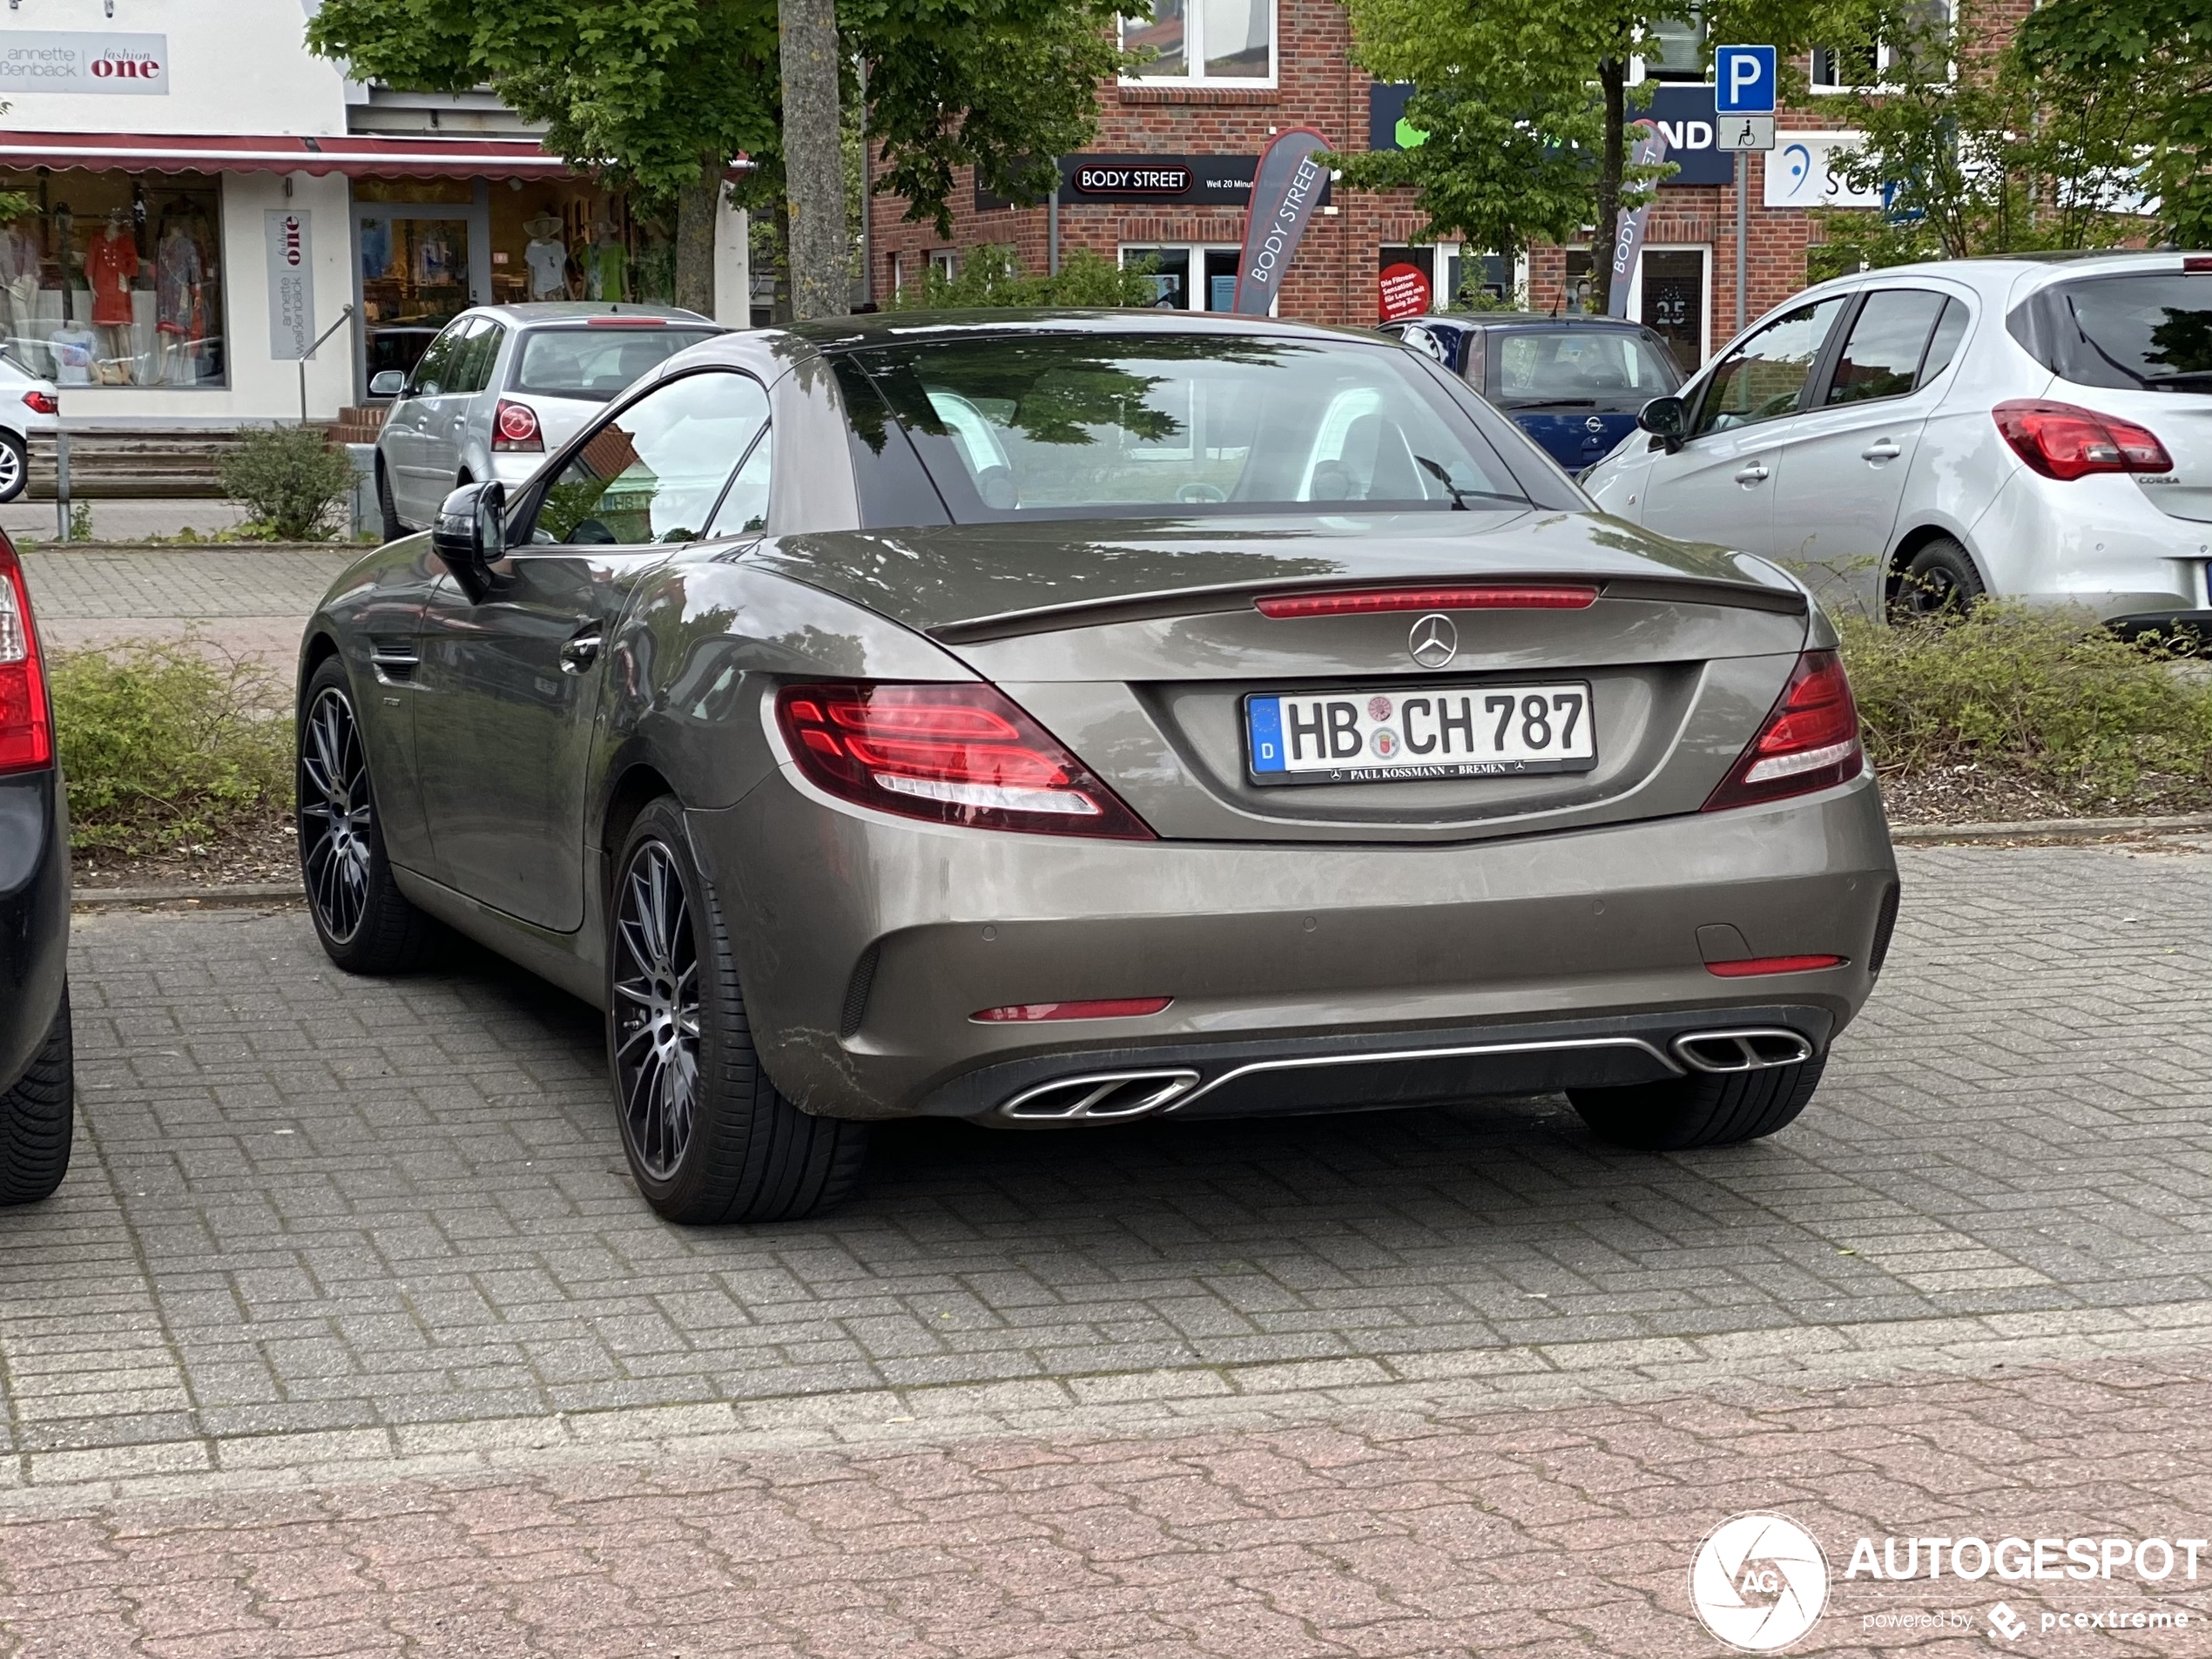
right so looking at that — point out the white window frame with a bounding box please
[1118,0,1278,88]
[1117,243,1272,315]
[927,248,960,279]
[1810,0,1955,94]
[1626,243,1712,367]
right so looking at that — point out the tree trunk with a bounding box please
[779,0,848,319]
[674,162,720,317]
[1592,57,1627,316]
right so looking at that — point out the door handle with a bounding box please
[1734,462,1770,484]
[559,626,603,674]
[1861,439,1902,461]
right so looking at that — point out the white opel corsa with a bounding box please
[1581,253,2212,631]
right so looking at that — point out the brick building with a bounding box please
[866,5,1971,368]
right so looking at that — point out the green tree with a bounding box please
[306,0,1128,321]
[2015,0,2212,249]
[887,245,1160,307]
[1805,0,2150,275]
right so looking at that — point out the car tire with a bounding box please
[0,984,71,1206]
[298,656,439,974]
[1892,536,1985,620]
[375,457,406,542]
[608,798,870,1224]
[1567,1054,1826,1151]
[0,430,27,504]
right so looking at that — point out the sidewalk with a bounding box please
[2,497,253,544]
[19,543,358,673]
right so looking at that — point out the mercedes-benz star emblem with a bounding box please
[1585,415,1607,433]
[1408,613,1458,669]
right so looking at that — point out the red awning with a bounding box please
[0,131,575,179]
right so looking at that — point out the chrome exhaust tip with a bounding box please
[1672,1028,1816,1075]
[998,1069,1202,1123]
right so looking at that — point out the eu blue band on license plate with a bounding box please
[1245,682,1597,786]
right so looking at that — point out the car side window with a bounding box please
[1691,297,1849,436]
[1463,330,1487,392]
[705,427,772,536]
[409,319,472,397]
[1825,290,1948,406]
[1919,300,1969,386]
[455,322,506,395]
[533,370,770,547]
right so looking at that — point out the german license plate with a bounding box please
[1245,683,1596,786]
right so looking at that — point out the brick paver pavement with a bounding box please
[5,840,2212,1653]
[17,546,356,671]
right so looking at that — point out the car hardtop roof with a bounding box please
[768,307,1400,354]
[1413,312,1661,331]
[470,301,720,328]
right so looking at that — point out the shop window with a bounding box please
[1120,246,1243,311]
[1562,251,1599,315]
[1121,0,1274,84]
[1639,248,1707,370]
[1377,245,1474,320]
[0,169,224,388]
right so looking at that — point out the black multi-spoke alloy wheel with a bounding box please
[609,798,869,1224]
[0,986,72,1205]
[298,657,436,974]
[1891,536,1985,621]
[374,457,406,542]
[1568,1055,1827,1152]
[0,431,27,505]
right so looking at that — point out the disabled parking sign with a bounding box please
[1715,44,1777,114]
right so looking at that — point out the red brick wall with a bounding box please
[868,4,2019,356]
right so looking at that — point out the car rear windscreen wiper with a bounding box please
[2144,371,2212,389]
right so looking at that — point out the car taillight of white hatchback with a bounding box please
[0,539,52,774]
[1993,400,2172,481]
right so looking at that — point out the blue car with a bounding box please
[1380,314,1684,475]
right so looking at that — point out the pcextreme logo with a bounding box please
[1690,1513,1831,1652]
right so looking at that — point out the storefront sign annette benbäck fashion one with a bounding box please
[266,209,314,361]
[0,33,168,96]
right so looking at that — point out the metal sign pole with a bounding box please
[1737,152,1747,334]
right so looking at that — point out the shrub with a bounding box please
[217,424,355,542]
[1838,604,2212,808]
[891,245,1163,310]
[48,638,293,854]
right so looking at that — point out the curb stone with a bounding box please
[71,882,300,909]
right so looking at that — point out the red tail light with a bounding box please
[1256,584,1598,618]
[492,399,543,451]
[0,537,53,774]
[19,389,57,416]
[776,682,1155,839]
[1707,954,1845,977]
[1993,400,2171,481]
[1703,650,1863,812]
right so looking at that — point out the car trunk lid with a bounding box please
[747,512,1811,843]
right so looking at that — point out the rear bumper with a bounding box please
[0,770,69,1093]
[691,768,1898,1123]
[1972,469,2210,619]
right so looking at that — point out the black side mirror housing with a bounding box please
[1638,395,1688,455]
[431,480,507,603]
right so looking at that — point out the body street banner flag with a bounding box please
[1232,128,1332,315]
[1605,127,1670,318]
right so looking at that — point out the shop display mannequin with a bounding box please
[581,219,626,303]
[86,208,140,383]
[154,211,206,386]
[0,218,38,349]
[523,212,569,300]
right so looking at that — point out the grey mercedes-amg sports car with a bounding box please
[295,311,1898,1224]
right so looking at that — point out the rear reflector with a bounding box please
[1706,954,1845,978]
[1255,585,1599,618]
[972,997,1174,1022]
[1703,649,1864,812]
[777,682,1155,840]
[0,536,53,773]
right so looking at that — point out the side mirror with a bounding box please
[1638,395,1688,454]
[368,369,407,399]
[431,480,507,603]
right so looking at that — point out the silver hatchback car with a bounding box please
[369,302,723,538]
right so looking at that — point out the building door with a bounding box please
[1635,247,1708,373]
[354,194,491,401]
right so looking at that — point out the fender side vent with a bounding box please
[839,944,880,1040]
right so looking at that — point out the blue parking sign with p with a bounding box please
[1715,44,1777,114]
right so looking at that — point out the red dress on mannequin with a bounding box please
[87,229,139,327]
